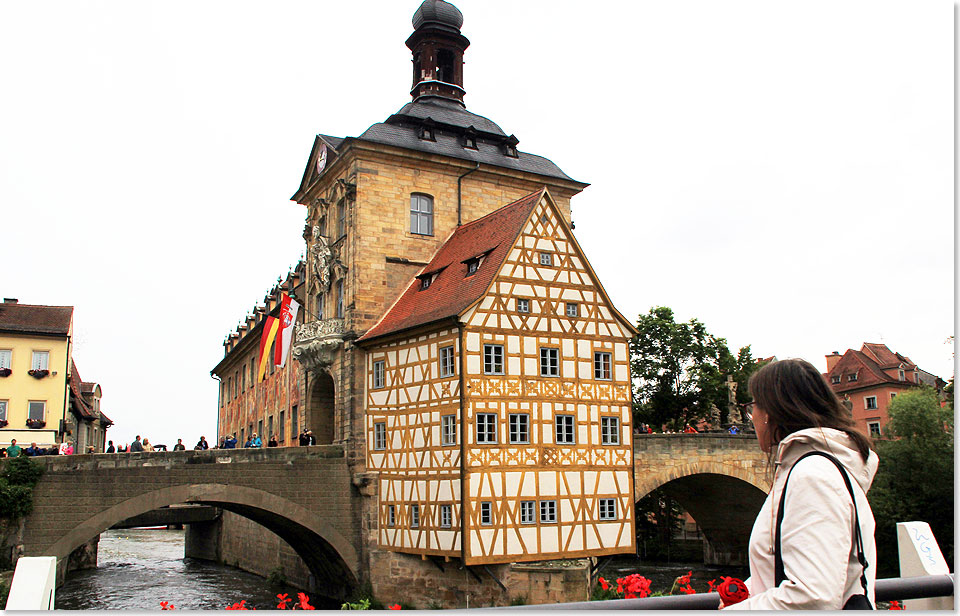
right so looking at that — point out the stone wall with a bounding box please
[216,511,316,592]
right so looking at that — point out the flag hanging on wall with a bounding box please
[277,294,300,368]
[258,315,280,382]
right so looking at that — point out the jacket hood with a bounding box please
[776,427,879,493]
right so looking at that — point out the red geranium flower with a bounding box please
[718,576,749,606]
[598,577,609,591]
[888,600,904,610]
[160,601,175,610]
[388,604,402,610]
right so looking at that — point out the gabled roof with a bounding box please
[824,343,935,394]
[0,303,73,337]
[68,360,98,420]
[357,189,546,343]
[860,342,915,369]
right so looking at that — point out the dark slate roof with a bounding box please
[69,360,98,420]
[353,99,579,183]
[358,189,545,343]
[0,303,73,336]
[319,134,344,149]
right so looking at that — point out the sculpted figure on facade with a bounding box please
[311,225,333,294]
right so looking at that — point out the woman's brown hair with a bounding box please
[748,358,872,461]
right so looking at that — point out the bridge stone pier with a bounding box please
[16,446,361,600]
[634,433,771,565]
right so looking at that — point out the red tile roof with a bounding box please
[358,188,546,343]
[860,342,915,369]
[0,303,72,336]
[824,343,931,394]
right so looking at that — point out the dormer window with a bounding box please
[420,275,434,290]
[831,375,841,384]
[463,126,478,150]
[503,134,519,158]
[898,369,905,381]
[847,373,858,382]
[466,259,479,276]
[419,118,436,142]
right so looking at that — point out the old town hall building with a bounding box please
[213,0,636,605]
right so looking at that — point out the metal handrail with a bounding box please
[489,574,954,610]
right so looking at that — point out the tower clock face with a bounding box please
[316,143,327,175]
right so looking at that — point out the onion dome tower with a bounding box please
[406,0,470,106]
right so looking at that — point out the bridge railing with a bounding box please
[487,574,954,610]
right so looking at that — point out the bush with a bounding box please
[0,484,34,519]
[266,567,286,587]
[1,457,43,488]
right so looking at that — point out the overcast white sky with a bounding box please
[0,1,953,447]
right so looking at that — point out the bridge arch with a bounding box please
[635,460,770,565]
[46,483,359,593]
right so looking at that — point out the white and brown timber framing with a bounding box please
[357,189,637,565]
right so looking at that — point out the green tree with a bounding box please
[867,387,953,576]
[631,306,749,429]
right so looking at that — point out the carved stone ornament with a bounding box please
[310,228,334,295]
[292,319,345,373]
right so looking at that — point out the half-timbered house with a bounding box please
[357,188,637,565]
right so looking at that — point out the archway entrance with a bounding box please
[310,373,336,445]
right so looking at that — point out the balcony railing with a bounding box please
[292,319,346,372]
[295,318,345,343]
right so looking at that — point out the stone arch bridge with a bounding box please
[13,435,768,598]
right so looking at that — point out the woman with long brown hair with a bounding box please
[724,358,879,609]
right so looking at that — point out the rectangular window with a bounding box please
[601,416,620,445]
[539,252,553,266]
[0,350,10,370]
[520,501,535,524]
[483,344,504,375]
[337,199,347,239]
[410,193,434,236]
[540,500,557,523]
[516,298,529,313]
[441,504,452,528]
[267,415,273,441]
[540,347,559,377]
[476,413,497,443]
[411,504,420,528]
[441,414,457,446]
[279,410,285,441]
[28,401,45,421]
[556,414,575,444]
[0,400,7,421]
[865,396,878,410]
[898,369,905,381]
[241,367,245,392]
[439,346,455,378]
[599,498,616,520]
[420,275,432,290]
[316,294,324,320]
[847,374,858,382]
[509,413,530,444]
[831,375,841,384]
[250,357,257,385]
[565,302,579,318]
[890,392,897,400]
[594,352,612,380]
[31,351,49,371]
[466,259,479,275]
[480,502,492,525]
[258,419,263,439]
[291,405,298,439]
[336,280,344,318]
[374,422,386,450]
[388,505,396,527]
[868,422,881,438]
[373,360,385,389]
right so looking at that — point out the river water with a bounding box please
[55,528,338,610]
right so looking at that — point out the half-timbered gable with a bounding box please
[357,188,636,565]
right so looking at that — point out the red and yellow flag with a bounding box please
[258,315,280,382]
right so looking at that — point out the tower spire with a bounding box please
[406,0,470,106]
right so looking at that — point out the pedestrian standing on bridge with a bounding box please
[142,438,154,452]
[173,438,186,451]
[249,432,262,448]
[223,433,237,449]
[195,436,209,450]
[268,434,278,447]
[129,435,144,452]
[6,439,22,458]
[106,440,115,453]
[723,358,878,610]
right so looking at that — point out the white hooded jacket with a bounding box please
[727,427,879,610]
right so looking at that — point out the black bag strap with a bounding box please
[774,451,870,598]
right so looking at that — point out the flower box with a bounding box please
[0,419,7,428]
[26,418,46,429]
[27,369,50,379]
[0,368,11,377]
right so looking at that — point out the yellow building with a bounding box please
[0,299,73,448]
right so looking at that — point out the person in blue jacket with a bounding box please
[223,433,237,449]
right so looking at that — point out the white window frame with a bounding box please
[868,422,881,438]
[890,392,897,400]
[373,360,385,389]
[898,369,905,381]
[410,193,434,236]
[594,352,612,380]
[0,350,10,370]
[539,500,557,523]
[483,344,504,375]
[439,346,455,378]
[599,498,616,520]
[441,504,452,528]
[601,416,620,445]
[387,505,396,526]
[373,422,386,450]
[410,504,420,528]
[509,413,530,444]
[847,373,858,382]
[0,400,7,421]
[539,252,553,266]
[31,351,49,371]
[516,298,529,313]
[831,375,841,384]
[28,401,45,421]
[480,502,492,525]
[865,396,878,410]
[476,413,497,444]
[565,302,579,318]
[555,414,575,444]
[520,500,535,524]
[540,347,559,377]
[441,414,457,446]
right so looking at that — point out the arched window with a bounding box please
[410,193,433,235]
[436,49,454,83]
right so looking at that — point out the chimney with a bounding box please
[825,351,842,373]
[3,298,18,304]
